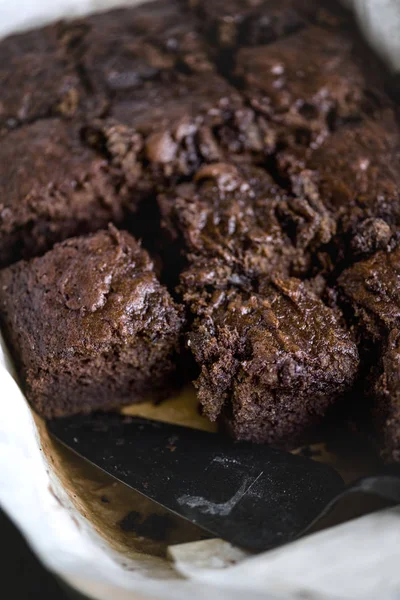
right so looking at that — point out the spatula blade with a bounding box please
[48,413,344,552]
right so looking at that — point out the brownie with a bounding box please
[61,0,215,104]
[185,276,358,447]
[0,226,184,418]
[157,161,358,447]
[0,23,84,132]
[158,161,334,282]
[370,330,400,463]
[235,26,386,152]
[1,0,399,454]
[68,1,267,181]
[0,118,133,268]
[277,116,400,269]
[87,73,262,185]
[338,247,400,460]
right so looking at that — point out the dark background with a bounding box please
[1,508,83,599]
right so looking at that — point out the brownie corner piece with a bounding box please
[0,226,185,418]
[186,276,359,448]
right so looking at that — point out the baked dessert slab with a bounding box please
[184,276,358,447]
[0,118,133,268]
[159,162,311,282]
[0,0,399,459]
[0,226,184,418]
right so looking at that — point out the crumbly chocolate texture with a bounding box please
[0,119,131,268]
[185,277,358,447]
[158,161,334,283]
[0,0,398,452]
[87,73,263,184]
[0,23,84,132]
[0,227,184,418]
[159,161,358,448]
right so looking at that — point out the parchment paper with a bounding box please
[1,2,400,599]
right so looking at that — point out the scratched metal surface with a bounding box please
[48,413,344,552]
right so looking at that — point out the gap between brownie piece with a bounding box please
[0,226,185,419]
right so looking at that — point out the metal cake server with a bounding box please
[48,413,400,552]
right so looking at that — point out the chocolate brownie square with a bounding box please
[0,118,131,268]
[236,26,386,151]
[184,276,358,447]
[0,23,84,132]
[0,226,184,418]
